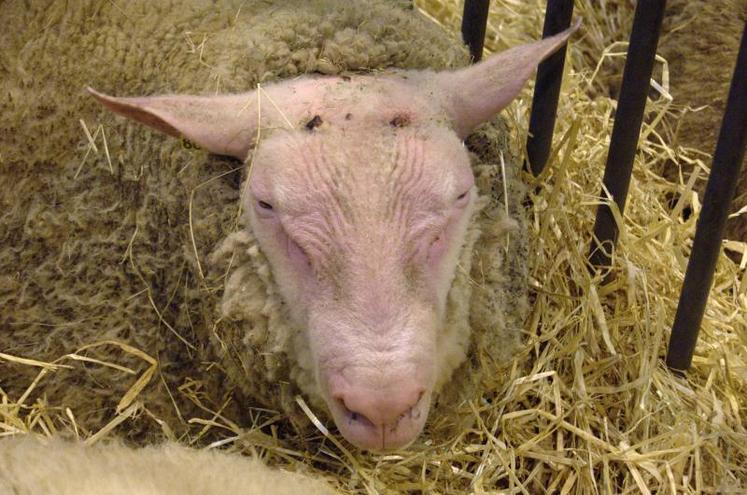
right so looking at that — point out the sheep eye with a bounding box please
[258,200,273,210]
[456,191,468,201]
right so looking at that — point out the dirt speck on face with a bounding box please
[305,115,324,130]
[389,114,411,127]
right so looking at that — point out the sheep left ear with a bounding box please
[436,20,580,138]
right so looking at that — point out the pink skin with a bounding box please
[87,25,578,450]
[248,123,475,449]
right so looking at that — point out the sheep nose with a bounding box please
[333,386,426,449]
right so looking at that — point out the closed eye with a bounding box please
[455,189,471,206]
[254,198,276,219]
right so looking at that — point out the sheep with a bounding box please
[0,435,337,495]
[0,0,573,450]
[656,0,747,244]
[586,0,747,244]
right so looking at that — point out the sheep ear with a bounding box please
[437,20,580,137]
[87,87,258,160]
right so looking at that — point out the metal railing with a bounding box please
[461,0,747,372]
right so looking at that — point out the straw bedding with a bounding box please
[2,0,746,493]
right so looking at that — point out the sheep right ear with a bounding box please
[87,88,259,160]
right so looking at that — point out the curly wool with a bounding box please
[0,0,526,440]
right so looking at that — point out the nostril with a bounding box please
[337,398,375,428]
[349,410,375,428]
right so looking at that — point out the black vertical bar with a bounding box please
[525,0,575,176]
[462,0,490,62]
[589,1,667,269]
[666,22,747,372]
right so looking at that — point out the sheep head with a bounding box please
[89,25,576,451]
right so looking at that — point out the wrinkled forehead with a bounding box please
[273,74,448,130]
[249,123,474,211]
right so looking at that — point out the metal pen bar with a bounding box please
[461,0,490,62]
[525,0,575,176]
[589,1,667,269]
[666,22,747,372]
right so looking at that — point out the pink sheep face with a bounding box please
[248,116,476,449]
[88,25,576,450]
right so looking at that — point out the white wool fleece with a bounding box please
[0,436,337,495]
